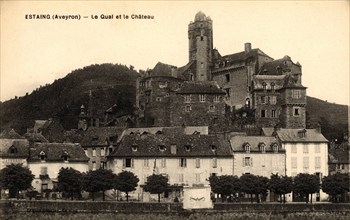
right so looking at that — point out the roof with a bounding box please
[276,129,328,143]
[328,141,349,164]
[80,126,124,147]
[29,143,89,162]
[0,139,29,158]
[261,127,276,137]
[0,128,24,139]
[194,11,211,21]
[111,133,232,158]
[253,75,286,90]
[258,56,301,76]
[176,81,226,94]
[24,132,49,143]
[230,136,280,152]
[220,48,270,63]
[34,120,49,132]
[150,62,178,77]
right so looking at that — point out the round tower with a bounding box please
[188,11,213,81]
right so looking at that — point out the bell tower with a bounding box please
[188,11,213,81]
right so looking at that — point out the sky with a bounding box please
[1,1,349,105]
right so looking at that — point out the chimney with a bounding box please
[316,123,322,133]
[245,42,252,53]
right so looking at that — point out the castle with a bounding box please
[136,11,306,131]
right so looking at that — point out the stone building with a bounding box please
[328,135,349,175]
[136,11,307,130]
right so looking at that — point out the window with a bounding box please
[40,167,48,175]
[260,144,266,152]
[161,158,166,168]
[315,157,321,169]
[270,96,277,105]
[185,105,192,112]
[92,148,96,157]
[263,82,267,91]
[271,110,276,118]
[291,144,297,153]
[180,158,187,167]
[124,158,133,168]
[214,95,220,102]
[201,62,204,68]
[92,161,96,171]
[40,151,46,161]
[245,144,251,152]
[159,145,166,152]
[184,95,191,103]
[195,158,200,168]
[195,173,201,183]
[271,83,275,92]
[261,96,267,104]
[293,107,300,116]
[303,145,309,153]
[209,105,215,112]
[145,91,151,103]
[225,88,231,97]
[261,109,266,118]
[143,159,149,167]
[315,144,320,153]
[225,74,230,82]
[244,157,252,166]
[179,174,184,183]
[291,157,297,169]
[10,147,17,154]
[156,97,162,102]
[132,145,138,152]
[212,158,217,168]
[189,74,194,81]
[109,147,113,154]
[199,94,206,102]
[303,157,309,169]
[292,90,302,99]
[101,148,105,156]
[185,145,191,152]
[273,145,279,152]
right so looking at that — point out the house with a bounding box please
[0,128,29,170]
[28,143,89,193]
[108,132,232,202]
[275,128,329,202]
[328,134,349,175]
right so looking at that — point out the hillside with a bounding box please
[0,63,140,134]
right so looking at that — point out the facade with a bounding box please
[28,143,89,193]
[108,132,232,202]
[80,126,124,170]
[275,128,328,201]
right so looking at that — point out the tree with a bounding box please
[269,174,293,203]
[0,164,34,199]
[57,167,83,200]
[322,173,349,203]
[240,174,268,203]
[209,175,240,202]
[143,174,169,203]
[114,171,139,201]
[82,169,116,201]
[293,173,320,203]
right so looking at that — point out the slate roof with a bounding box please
[34,120,49,132]
[24,132,49,143]
[328,141,349,164]
[0,139,29,158]
[80,126,124,147]
[276,129,328,143]
[0,129,24,139]
[230,136,281,152]
[29,143,89,162]
[258,56,301,76]
[176,81,226,94]
[261,127,276,137]
[220,48,270,63]
[253,75,286,91]
[111,133,232,158]
[150,62,178,77]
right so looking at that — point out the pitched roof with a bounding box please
[328,141,349,163]
[34,120,49,132]
[29,143,89,162]
[0,128,24,139]
[150,62,178,77]
[176,81,226,94]
[111,133,232,158]
[253,75,286,90]
[276,129,328,143]
[0,139,29,158]
[261,127,276,137]
[258,56,301,76]
[230,136,280,152]
[24,132,49,143]
[220,48,270,63]
[80,126,124,147]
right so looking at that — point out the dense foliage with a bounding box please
[209,175,240,202]
[0,164,34,199]
[0,63,139,134]
[292,173,320,203]
[240,174,269,203]
[114,171,139,201]
[82,169,116,201]
[143,174,169,203]
[269,174,293,203]
[57,167,83,200]
[322,173,349,203]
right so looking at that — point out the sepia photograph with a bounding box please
[0,1,349,219]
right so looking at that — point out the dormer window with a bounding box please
[9,146,17,154]
[259,143,266,152]
[298,129,307,138]
[131,145,138,152]
[243,143,251,152]
[39,151,46,161]
[62,151,69,162]
[185,145,191,152]
[271,143,279,152]
[262,82,267,91]
[210,145,217,152]
[159,145,166,152]
[271,82,275,92]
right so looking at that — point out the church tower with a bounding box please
[188,11,213,81]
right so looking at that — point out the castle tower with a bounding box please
[188,11,213,81]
